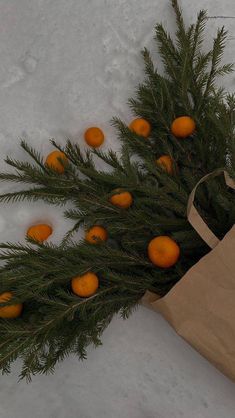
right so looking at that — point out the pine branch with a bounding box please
[0,0,234,379]
[191,10,207,58]
[20,140,48,171]
[0,188,69,204]
[203,27,230,97]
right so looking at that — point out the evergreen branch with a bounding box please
[0,0,234,379]
[171,0,187,47]
[93,148,124,171]
[0,188,68,204]
[154,25,179,81]
[203,27,228,97]
[20,140,48,171]
[191,10,207,59]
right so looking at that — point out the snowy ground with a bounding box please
[0,1,235,417]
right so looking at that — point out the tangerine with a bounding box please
[0,292,23,319]
[45,150,68,173]
[27,224,53,242]
[110,190,133,209]
[171,116,196,138]
[129,118,151,138]
[85,225,108,244]
[156,155,174,174]
[84,127,105,148]
[148,236,180,268]
[71,272,99,298]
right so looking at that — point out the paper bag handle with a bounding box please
[187,169,235,249]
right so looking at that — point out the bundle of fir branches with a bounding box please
[0,0,234,380]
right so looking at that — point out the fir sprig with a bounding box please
[0,0,234,379]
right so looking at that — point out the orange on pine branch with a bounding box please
[171,116,196,138]
[45,150,68,173]
[85,225,108,244]
[71,272,99,298]
[109,190,133,209]
[148,236,180,268]
[129,118,151,138]
[0,292,23,319]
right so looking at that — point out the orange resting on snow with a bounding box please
[85,225,108,244]
[156,155,174,174]
[0,292,23,319]
[148,236,180,268]
[84,127,105,148]
[27,224,53,242]
[45,150,68,173]
[171,116,196,138]
[129,118,151,138]
[110,189,133,209]
[71,272,99,297]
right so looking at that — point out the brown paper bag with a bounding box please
[143,170,235,381]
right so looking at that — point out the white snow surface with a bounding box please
[0,1,235,417]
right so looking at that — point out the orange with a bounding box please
[27,224,53,242]
[0,292,23,319]
[156,155,174,174]
[171,116,196,138]
[148,236,180,268]
[129,118,151,138]
[85,225,108,244]
[84,127,105,148]
[71,272,99,298]
[110,190,133,209]
[45,150,68,173]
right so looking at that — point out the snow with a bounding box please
[0,0,235,417]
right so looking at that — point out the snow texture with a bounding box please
[0,1,235,417]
